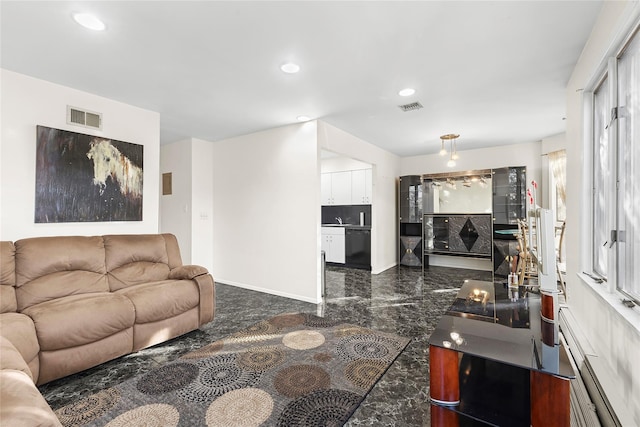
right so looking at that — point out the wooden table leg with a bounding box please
[430,404,459,427]
[530,371,570,427]
[429,345,460,405]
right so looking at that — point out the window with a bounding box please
[616,29,640,301]
[592,76,610,278]
[590,26,640,302]
[548,150,566,223]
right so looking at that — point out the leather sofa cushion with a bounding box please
[104,234,171,291]
[116,280,199,324]
[22,293,135,351]
[1,241,17,313]
[0,313,39,378]
[15,236,108,311]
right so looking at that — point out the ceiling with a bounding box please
[1,1,602,157]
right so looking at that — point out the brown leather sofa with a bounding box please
[0,234,215,426]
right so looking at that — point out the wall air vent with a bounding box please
[398,102,423,112]
[67,106,102,129]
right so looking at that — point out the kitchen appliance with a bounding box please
[346,228,371,270]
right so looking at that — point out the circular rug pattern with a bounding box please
[136,362,199,395]
[181,340,224,360]
[206,388,274,427]
[177,353,263,402]
[55,388,120,425]
[104,403,179,427]
[336,334,403,362]
[228,320,280,343]
[345,359,387,389]
[238,345,285,371]
[282,330,325,350]
[274,364,331,398]
[303,313,340,328]
[268,313,305,329]
[314,352,333,363]
[276,389,361,426]
[335,325,375,338]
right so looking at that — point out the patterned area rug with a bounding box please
[55,313,410,427]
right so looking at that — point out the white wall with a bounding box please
[190,139,214,272]
[160,139,193,263]
[160,138,214,271]
[565,1,640,423]
[317,121,400,274]
[0,70,160,241]
[321,156,371,173]
[540,132,566,154]
[211,122,320,303]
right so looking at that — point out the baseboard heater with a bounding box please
[560,307,634,427]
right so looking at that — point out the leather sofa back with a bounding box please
[161,233,184,269]
[1,241,16,313]
[14,236,108,312]
[104,234,180,291]
[8,234,187,311]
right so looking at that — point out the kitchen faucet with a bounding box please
[335,217,343,225]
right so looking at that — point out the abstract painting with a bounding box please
[35,125,143,222]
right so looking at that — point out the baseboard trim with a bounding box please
[372,262,397,274]
[216,279,320,304]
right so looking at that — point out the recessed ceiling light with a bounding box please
[281,63,300,74]
[297,115,311,122]
[73,13,106,31]
[399,88,416,97]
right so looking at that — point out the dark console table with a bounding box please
[428,280,574,426]
[423,214,492,258]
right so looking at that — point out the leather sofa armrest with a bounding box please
[192,274,215,325]
[169,265,208,280]
[168,266,215,325]
[0,336,33,381]
[0,370,63,427]
[0,336,61,426]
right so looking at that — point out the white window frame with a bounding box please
[586,23,640,303]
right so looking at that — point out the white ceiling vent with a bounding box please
[398,102,423,112]
[67,106,102,129]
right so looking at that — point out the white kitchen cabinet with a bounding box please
[321,227,346,263]
[321,171,352,205]
[321,173,333,205]
[351,168,372,204]
[331,171,352,205]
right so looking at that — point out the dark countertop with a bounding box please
[321,224,371,230]
[423,213,493,216]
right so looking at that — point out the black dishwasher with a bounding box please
[345,228,371,270]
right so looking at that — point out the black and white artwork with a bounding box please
[35,125,143,222]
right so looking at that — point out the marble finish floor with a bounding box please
[40,265,493,426]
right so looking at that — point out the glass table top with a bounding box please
[429,279,575,379]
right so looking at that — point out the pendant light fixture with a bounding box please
[439,134,460,167]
